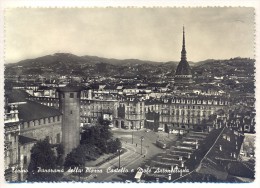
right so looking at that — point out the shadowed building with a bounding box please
[4,89,62,181]
[174,27,193,86]
[58,85,82,156]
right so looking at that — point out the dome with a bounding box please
[175,60,192,75]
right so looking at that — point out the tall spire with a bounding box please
[181,26,187,61]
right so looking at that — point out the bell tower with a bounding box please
[58,85,82,156]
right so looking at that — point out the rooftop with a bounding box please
[57,84,84,92]
[17,100,62,122]
[175,60,192,76]
[19,135,37,145]
[5,89,30,103]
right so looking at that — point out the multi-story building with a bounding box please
[120,97,145,130]
[145,95,229,132]
[27,85,230,132]
[80,98,118,126]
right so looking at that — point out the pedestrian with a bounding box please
[136,143,137,147]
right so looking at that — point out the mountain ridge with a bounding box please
[5,53,254,79]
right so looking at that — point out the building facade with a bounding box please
[145,96,229,131]
[4,90,62,181]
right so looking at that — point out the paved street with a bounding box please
[82,129,178,182]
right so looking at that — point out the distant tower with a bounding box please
[58,85,82,156]
[174,27,193,86]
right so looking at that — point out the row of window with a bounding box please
[161,99,227,105]
[60,92,81,99]
[80,105,113,110]
[161,110,213,115]
[33,97,58,101]
[46,133,61,144]
[147,105,218,111]
[40,102,58,107]
[160,118,203,124]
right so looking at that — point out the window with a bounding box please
[70,93,74,98]
[24,156,27,165]
[56,133,60,143]
[77,93,80,98]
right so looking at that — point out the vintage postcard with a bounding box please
[1,1,259,187]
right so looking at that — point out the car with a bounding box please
[145,129,150,132]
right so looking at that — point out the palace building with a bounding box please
[4,90,62,181]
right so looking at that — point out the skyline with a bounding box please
[5,8,255,63]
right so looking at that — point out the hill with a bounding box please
[5,53,255,79]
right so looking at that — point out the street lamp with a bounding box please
[132,130,134,144]
[140,136,144,155]
[117,149,122,168]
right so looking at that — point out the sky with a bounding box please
[5,8,255,63]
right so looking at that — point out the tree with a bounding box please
[107,138,122,153]
[97,117,113,140]
[64,145,86,171]
[27,139,62,182]
[80,123,114,154]
[56,144,64,167]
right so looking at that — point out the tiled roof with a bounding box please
[17,100,62,122]
[88,83,100,90]
[207,128,244,160]
[19,135,37,145]
[104,85,118,90]
[6,89,30,103]
[227,161,254,178]
[57,85,84,92]
[38,86,53,90]
[123,85,137,89]
[148,83,169,88]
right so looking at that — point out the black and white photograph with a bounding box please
[3,6,256,184]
